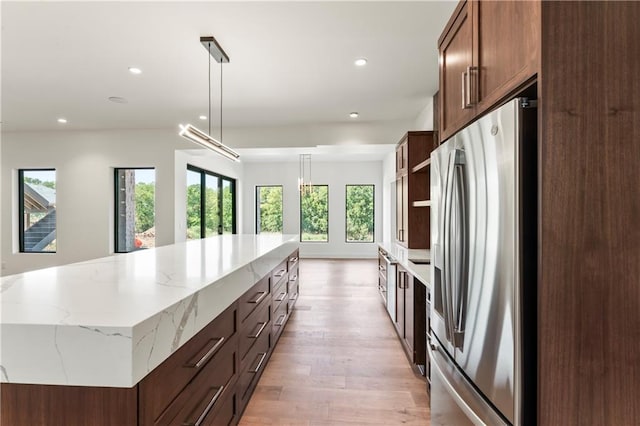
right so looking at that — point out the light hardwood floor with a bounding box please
[239,258,429,425]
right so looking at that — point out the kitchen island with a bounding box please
[0,234,299,425]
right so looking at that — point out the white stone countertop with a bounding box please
[0,234,299,388]
[378,241,431,289]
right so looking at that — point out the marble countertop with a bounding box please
[0,234,298,388]
[378,241,431,289]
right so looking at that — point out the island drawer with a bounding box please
[237,318,271,412]
[271,259,288,285]
[139,302,237,425]
[272,276,288,310]
[239,274,270,322]
[239,299,271,363]
[271,296,289,344]
[153,332,238,426]
[288,249,299,271]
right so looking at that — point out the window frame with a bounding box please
[114,167,156,253]
[18,168,57,253]
[187,164,237,239]
[345,184,375,243]
[299,184,329,243]
[255,185,284,235]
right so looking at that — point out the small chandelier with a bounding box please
[179,36,240,162]
[298,154,312,194]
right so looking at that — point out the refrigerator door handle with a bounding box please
[452,150,468,349]
[442,151,457,344]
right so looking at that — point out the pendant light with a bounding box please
[179,36,240,162]
[298,154,312,194]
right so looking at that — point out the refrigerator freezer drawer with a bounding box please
[430,342,508,426]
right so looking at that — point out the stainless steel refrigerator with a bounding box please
[429,98,537,425]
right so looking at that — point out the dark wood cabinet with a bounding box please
[438,0,540,141]
[394,266,406,340]
[394,266,427,370]
[139,303,239,425]
[287,250,299,311]
[395,131,432,249]
[438,0,475,142]
[436,1,640,424]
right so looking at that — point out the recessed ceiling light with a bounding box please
[108,96,128,104]
[354,58,367,67]
[349,112,359,118]
[128,67,142,74]
[57,118,67,124]
[199,115,207,120]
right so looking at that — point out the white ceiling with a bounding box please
[1,1,455,153]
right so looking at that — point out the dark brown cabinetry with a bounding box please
[395,131,432,249]
[438,0,540,141]
[436,1,640,424]
[287,250,299,312]
[0,249,300,426]
[394,266,426,370]
[237,275,272,414]
[139,303,239,425]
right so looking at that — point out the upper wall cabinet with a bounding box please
[438,0,540,141]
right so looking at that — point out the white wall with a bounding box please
[414,96,435,131]
[242,160,383,259]
[1,130,240,276]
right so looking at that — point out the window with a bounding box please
[256,186,283,234]
[300,185,328,242]
[345,185,374,243]
[115,168,155,252]
[186,165,236,239]
[19,169,57,253]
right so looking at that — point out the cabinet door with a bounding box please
[395,268,405,336]
[404,271,414,356]
[401,174,409,244]
[477,0,540,109]
[395,177,404,244]
[396,141,408,175]
[439,0,476,141]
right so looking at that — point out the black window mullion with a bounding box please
[200,171,206,239]
[231,179,236,234]
[18,169,25,252]
[218,178,223,234]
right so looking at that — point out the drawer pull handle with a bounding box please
[249,291,267,304]
[289,274,298,282]
[185,337,225,369]
[185,385,225,426]
[274,313,286,327]
[275,292,287,302]
[289,257,298,263]
[249,352,268,374]
[274,268,287,278]
[248,321,268,339]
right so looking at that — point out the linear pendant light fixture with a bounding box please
[179,36,240,162]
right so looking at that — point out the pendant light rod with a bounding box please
[179,35,238,161]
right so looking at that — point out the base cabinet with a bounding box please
[0,249,300,426]
[394,266,427,373]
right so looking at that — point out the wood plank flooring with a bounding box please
[239,259,429,425]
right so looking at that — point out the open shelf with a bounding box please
[411,158,431,173]
[412,200,431,208]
